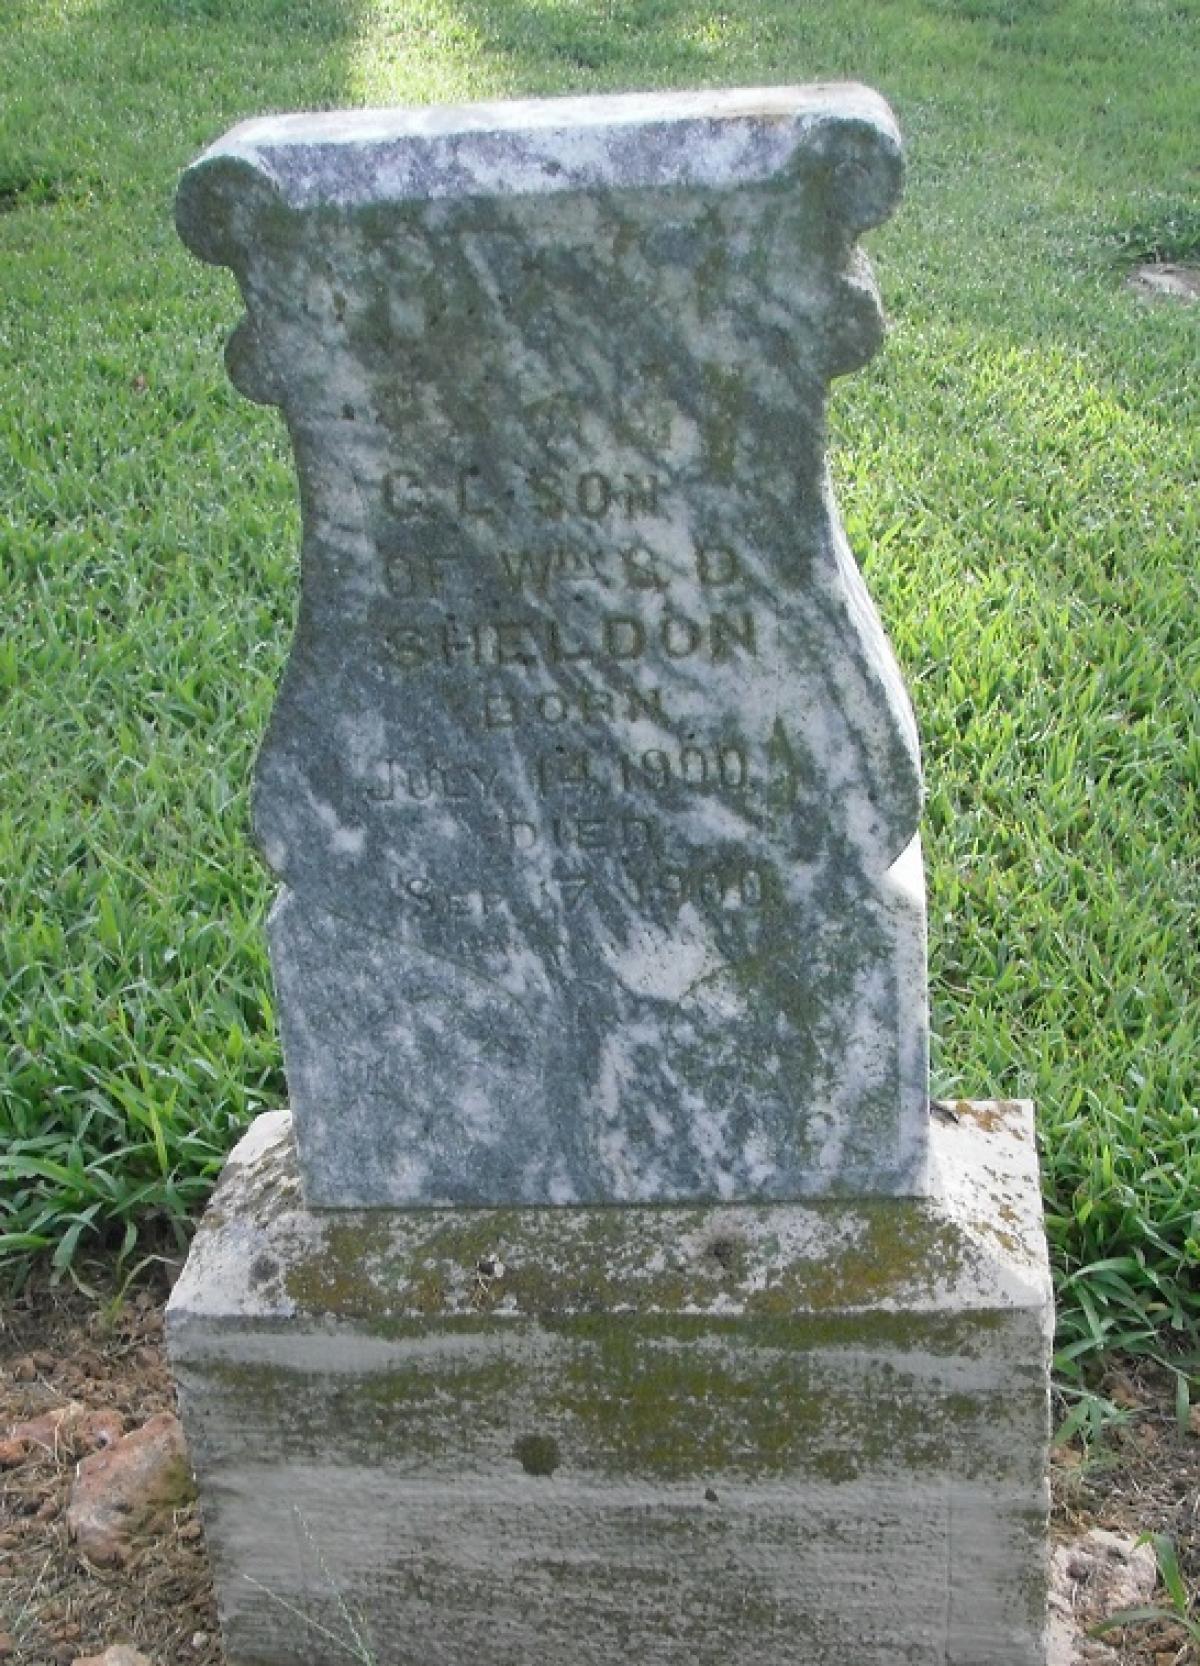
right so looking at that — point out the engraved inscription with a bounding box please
[381,610,757,672]
[478,683,666,730]
[627,861,768,912]
[381,467,664,523]
[500,813,659,854]
[363,742,752,804]
[382,542,741,600]
[367,443,767,929]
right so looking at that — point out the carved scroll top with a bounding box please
[177,83,901,259]
[177,84,902,413]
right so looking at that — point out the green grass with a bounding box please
[1,0,1198,1376]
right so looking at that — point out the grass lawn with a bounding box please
[1,0,1197,1391]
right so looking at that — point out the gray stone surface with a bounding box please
[167,1099,1052,1666]
[177,85,929,1208]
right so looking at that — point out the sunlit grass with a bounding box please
[1,0,1197,1373]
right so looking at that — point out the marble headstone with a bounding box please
[177,85,929,1207]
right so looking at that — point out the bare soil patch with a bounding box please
[1,1272,1197,1664]
[0,1274,218,1666]
[1126,262,1200,302]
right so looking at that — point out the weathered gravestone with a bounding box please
[177,84,928,1209]
[167,87,1052,1666]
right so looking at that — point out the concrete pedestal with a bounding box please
[167,1102,1051,1666]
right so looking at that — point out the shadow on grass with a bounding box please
[413,0,821,94]
[374,0,1019,105]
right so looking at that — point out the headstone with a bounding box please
[168,86,1052,1666]
[174,85,928,1208]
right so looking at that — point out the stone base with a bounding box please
[167,1102,1051,1666]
